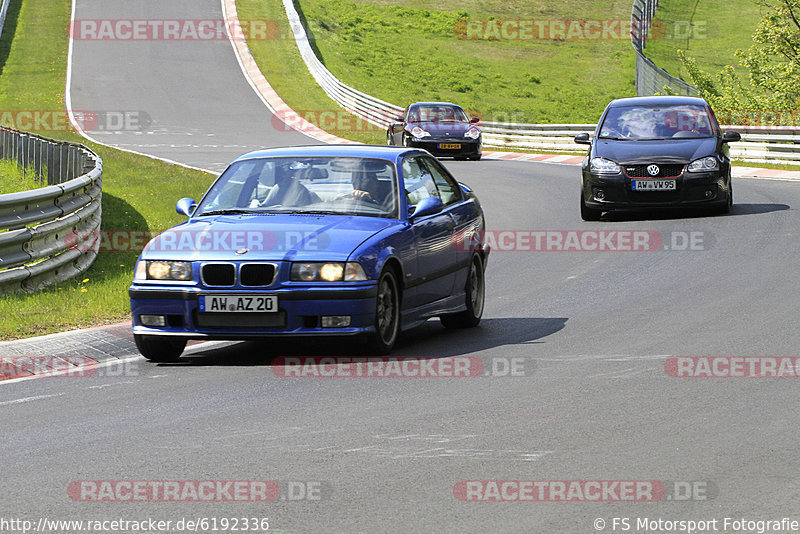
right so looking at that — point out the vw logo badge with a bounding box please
[647,165,660,176]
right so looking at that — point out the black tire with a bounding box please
[719,181,733,214]
[366,269,401,354]
[134,334,187,362]
[580,195,602,221]
[441,254,485,329]
[469,153,482,161]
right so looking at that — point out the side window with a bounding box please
[203,161,259,210]
[421,157,462,205]
[402,157,439,206]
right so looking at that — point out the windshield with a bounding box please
[408,105,469,123]
[598,104,718,140]
[195,156,399,218]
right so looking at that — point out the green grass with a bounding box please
[0,160,43,193]
[239,0,636,127]
[0,0,215,340]
[643,0,762,86]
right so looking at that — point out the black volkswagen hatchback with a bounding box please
[575,96,741,220]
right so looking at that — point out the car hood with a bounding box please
[594,137,718,164]
[407,121,475,136]
[142,214,398,262]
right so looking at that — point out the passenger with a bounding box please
[261,163,313,207]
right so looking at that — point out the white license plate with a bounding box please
[632,179,676,191]
[199,295,278,313]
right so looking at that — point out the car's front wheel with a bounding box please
[718,181,733,214]
[367,269,401,354]
[580,194,602,221]
[441,254,485,328]
[134,334,187,362]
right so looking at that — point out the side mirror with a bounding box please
[459,182,473,194]
[722,131,741,143]
[176,197,197,217]
[469,117,480,124]
[574,132,591,145]
[409,196,444,220]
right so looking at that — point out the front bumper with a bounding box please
[129,284,378,339]
[407,138,481,158]
[582,169,730,210]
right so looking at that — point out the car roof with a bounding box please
[231,144,425,164]
[408,102,463,109]
[606,95,709,108]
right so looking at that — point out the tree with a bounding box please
[679,0,800,125]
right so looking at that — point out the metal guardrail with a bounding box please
[0,127,103,295]
[281,0,800,163]
[0,0,11,42]
[631,0,697,96]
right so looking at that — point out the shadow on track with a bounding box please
[596,203,789,222]
[159,317,568,367]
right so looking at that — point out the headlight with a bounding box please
[411,127,430,139]
[590,157,621,174]
[291,262,367,282]
[464,127,481,139]
[687,157,719,172]
[135,260,192,281]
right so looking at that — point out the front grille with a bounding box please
[202,263,235,286]
[624,164,684,178]
[195,311,287,329]
[240,263,276,286]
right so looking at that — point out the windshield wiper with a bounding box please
[197,208,263,216]
[289,209,360,216]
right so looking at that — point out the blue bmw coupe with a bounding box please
[129,145,489,360]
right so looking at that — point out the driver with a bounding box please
[348,172,382,203]
[259,163,313,207]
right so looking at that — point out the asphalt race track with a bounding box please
[68,0,317,171]
[2,0,799,532]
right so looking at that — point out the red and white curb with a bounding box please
[732,166,800,181]
[222,0,354,145]
[0,321,216,384]
[482,151,585,165]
